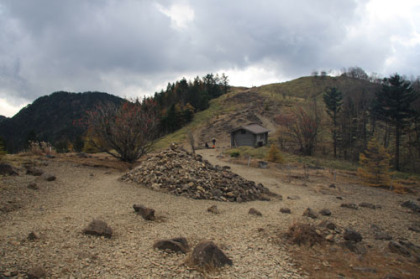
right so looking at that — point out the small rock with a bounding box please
[43,173,56,181]
[0,163,18,176]
[319,221,337,230]
[401,200,420,213]
[319,209,331,216]
[359,202,380,209]
[26,167,43,176]
[287,195,300,200]
[27,183,39,190]
[352,267,377,273]
[248,208,262,216]
[133,204,155,221]
[382,274,400,279]
[188,240,233,269]
[153,237,189,253]
[336,196,343,200]
[344,228,362,242]
[207,205,220,214]
[341,203,358,210]
[83,219,112,238]
[325,234,334,242]
[408,223,420,233]
[303,208,318,219]
[371,225,392,240]
[329,183,336,188]
[28,232,39,241]
[27,266,46,279]
[280,208,291,214]
[388,241,411,257]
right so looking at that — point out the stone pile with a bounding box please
[121,144,277,202]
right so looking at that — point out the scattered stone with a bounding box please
[121,144,278,202]
[153,237,189,253]
[336,196,343,200]
[341,203,358,210]
[371,224,392,240]
[27,183,39,190]
[287,195,300,200]
[42,173,56,181]
[388,241,411,257]
[382,274,400,279]
[388,240,420,261]
[286,222,324,246]
[133,204,155,221]
[359,202,380,209]
[329,184,336,188]
[27,232,39,241]
[27,266,46,279]
[344,228,362,243]
[319,209,331,216]
[258,161,268,169]
[352,267,377,273]
[26,167,43,176]
[0,163,18,176]
[187,240,232,269]
[83,219,112,238]
[280,208,291,214]
[408,222,420,233]
[401,200,420,213]
[248,208,262,216]
[344,241,367,254]
[319,220,337,231]
[303,208,318,219]
[325,234,335,242]
[207,205,220,214]
[77,152,89,158]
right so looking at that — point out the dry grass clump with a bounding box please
[285,222,324,247]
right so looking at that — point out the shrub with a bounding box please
[230,151,240,158]
[285,222,324,246]
[266,144,284,163]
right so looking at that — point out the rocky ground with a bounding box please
[0,148,419,278]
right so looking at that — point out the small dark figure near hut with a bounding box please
[212,138,216,148]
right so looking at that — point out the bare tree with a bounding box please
[275,107,320,156]
[86,100,159,163]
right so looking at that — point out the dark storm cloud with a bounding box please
[0,0,419,116]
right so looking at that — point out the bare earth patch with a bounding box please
[0,150,419,278]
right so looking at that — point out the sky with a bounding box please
[0,0,419,117]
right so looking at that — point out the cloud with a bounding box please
[0,0,419,117]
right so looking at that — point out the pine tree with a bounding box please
[374,74,419,170]
[323,87,343,158]
[0,136,6,160]
[266,144,284,163]
[357,138,392,187]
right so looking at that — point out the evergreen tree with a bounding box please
[323,87,343,158]
[357,138,392,187]
[374,74,419,170]
[0,136,6,160]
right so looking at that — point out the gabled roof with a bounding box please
[231,123,270,134]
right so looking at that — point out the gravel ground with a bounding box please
[0,149,419,278]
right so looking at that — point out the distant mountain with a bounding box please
[0,91,124,152]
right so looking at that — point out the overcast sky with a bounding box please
[1,0,419,117]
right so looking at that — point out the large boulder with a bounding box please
[133,204,155,221]
[83,219,112,238]
[153,237,189,253]
[188,240,232,269]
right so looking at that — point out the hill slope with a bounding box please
[0,91,124,152]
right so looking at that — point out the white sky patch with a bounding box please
[224,66,284,87]
[0,98,28,117]
[156,3,194,30]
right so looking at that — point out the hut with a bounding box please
[230,123,269,147]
